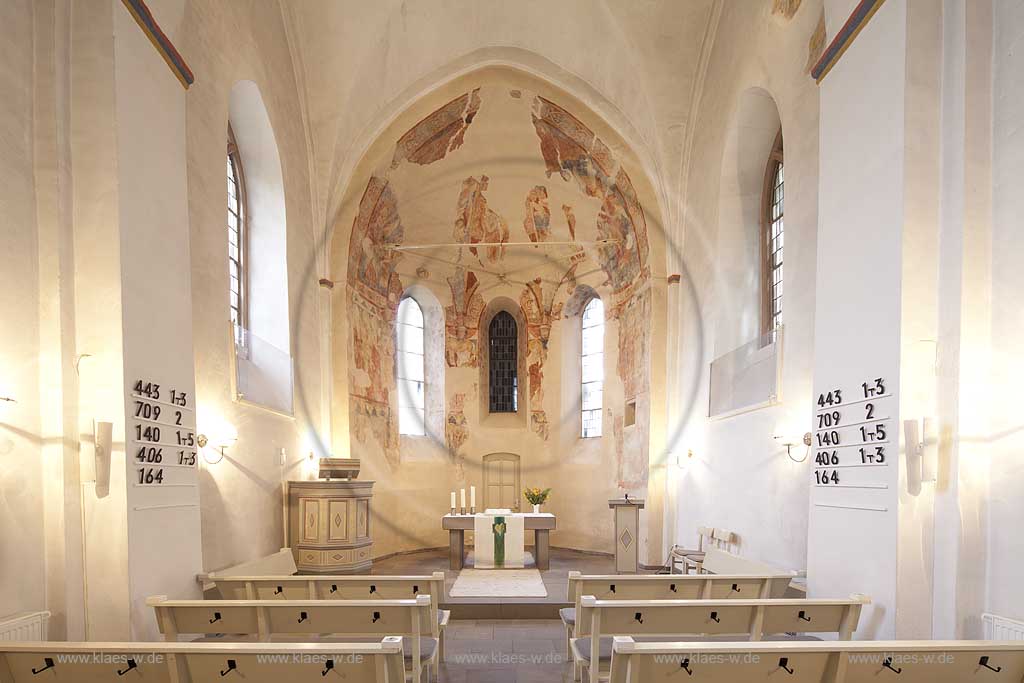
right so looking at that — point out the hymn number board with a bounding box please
[130,379,198,489]
[813,377,893,489]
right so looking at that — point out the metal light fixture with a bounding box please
[776,433,812,462]
[197,432,236,464]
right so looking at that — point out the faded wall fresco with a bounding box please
[337,77,661,556]
[445,268,485,367]
[391,89,481,168]
[454,175,509,265]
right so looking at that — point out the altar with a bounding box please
[443,511,556,570]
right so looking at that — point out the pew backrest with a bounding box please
[0,639,405,683]
[197,548,297,590]
[212,572,445,616]
[702,548,793,577]
[608,638,1024,683]
[576,594,869,641]
[567,571,795,618]
[148,595,435,642]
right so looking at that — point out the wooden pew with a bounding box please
[671,527,738,574]
[701,548,794,576]
[209,571,450,668]
[0,640,405,683]
[197,548,298,591]
[572,594,869,683]
[561,570,796,658]
[148,595,436,683]
[607,638,1024,682]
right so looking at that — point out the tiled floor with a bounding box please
[439,618,573,682]
[373,547,655,617]
[372,548,657,679]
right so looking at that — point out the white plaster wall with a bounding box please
[988,0,1024,622]
[179,0,325,572]
[673,0,822,572]
[0,0,47,622]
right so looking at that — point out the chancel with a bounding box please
[3,0,1024,681]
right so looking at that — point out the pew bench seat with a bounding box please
[561,570,796,658]
[150,595,438,683]
[608,638,1024,683]
[0,640,406,683]
[572,594,869,683]
[571,633,824,663]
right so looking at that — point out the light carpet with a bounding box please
[449,569,548,598]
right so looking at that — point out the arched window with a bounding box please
[488,311,518,413]
[396,297,426,436]
[581,297,604,437]
[762,130,784,333]
[227,124,247,346]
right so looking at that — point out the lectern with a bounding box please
[609,497,645,573]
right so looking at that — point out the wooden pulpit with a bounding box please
[609,497,645,574]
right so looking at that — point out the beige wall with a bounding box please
[179,0,325,573]
[329,68,668,559]
[0,0,47,624]
[672,0,822,571]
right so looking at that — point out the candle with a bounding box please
[470,486,476,509]
[460,488,466,509]
[450,491,456,509]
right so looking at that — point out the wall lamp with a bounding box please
[197,432,236,465]
[775,433,813,462]
[903,417,937,495]
[675,449,695,470]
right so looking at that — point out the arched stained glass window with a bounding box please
[227,124,247,347]
[488,311,518,413]
[581,297,604,437]
[762,131,784,333]
[397,297,426,435]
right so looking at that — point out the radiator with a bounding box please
[982,613,1024,641]
[0,612,50,641]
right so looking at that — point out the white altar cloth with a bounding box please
[473,512,525,569]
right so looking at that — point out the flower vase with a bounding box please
[532,504,540,514]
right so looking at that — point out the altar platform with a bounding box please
[369,547,654,619]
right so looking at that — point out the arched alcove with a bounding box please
[398,284,446,460]
[228,80,289,355]
[478,297,529,428]
[228,80,292,413]
[714,87,783,354]
[329,64,666,559]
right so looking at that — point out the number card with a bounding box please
[128,378,198,495]
[812,377,894,492]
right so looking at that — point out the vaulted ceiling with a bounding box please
[282,0,720,233]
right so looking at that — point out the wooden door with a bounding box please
[482,453,520,512]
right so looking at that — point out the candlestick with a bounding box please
[460,488,466,510]
[450,491,456,510]
[470,485,476,510]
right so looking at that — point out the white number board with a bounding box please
[812,377,894,491]
[128,379,198,489]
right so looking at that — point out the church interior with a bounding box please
[2,0,1024,680]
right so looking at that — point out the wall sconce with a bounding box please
[775,433,812,462]
[903,417,937,496]
[675,449,695,470]
[197,431,236,464]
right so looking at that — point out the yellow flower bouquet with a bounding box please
[523,487,551,505]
